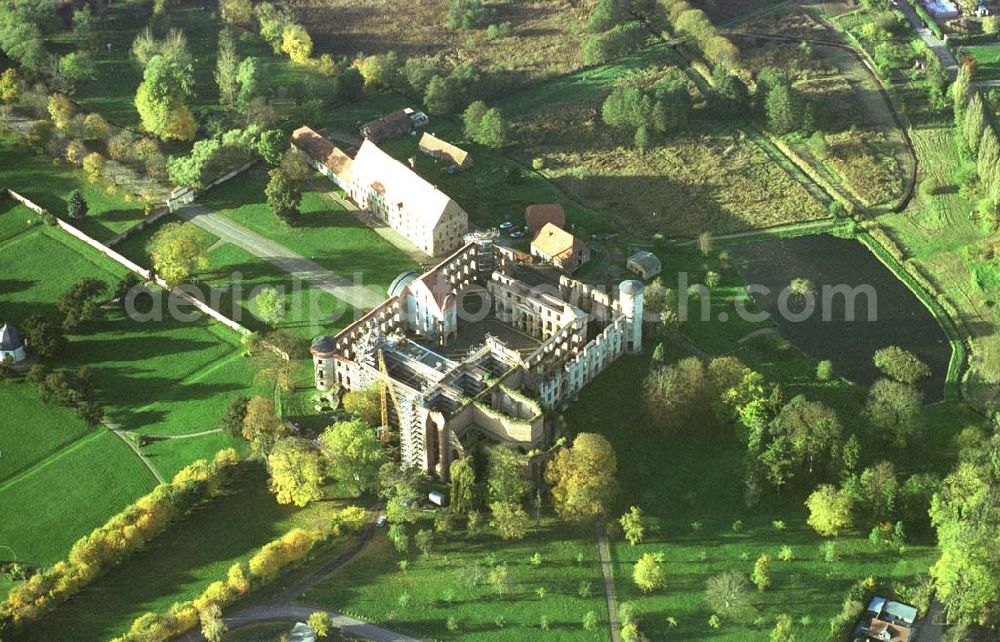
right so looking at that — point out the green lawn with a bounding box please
[0,137,145,242]
[0,429,156,568]
[198,242,358,340]
[0,201,41,244]
[301,522,612,641]
[561,345,962,642]
[0,384,95,484]
[199,172,418,289]
[17,464,350,642]
[959,43,1000,79]
[0,226,259,565]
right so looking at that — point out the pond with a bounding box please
[731,234,951,401]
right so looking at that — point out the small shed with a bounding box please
[418,133,473,170]
[0,324,27,363]
[525,204,566,234]
[361,110,414,143]
[627,251,662,280]
[288,621,318,642]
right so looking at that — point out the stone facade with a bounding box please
[311,238,643,479]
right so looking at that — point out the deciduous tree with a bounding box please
[632,553,666,592]
[545,432,617,521]
[320,419,386,496]
[619,506,646,545]
[149,222,210,288]
[805,484,854,536]
[705,571,753,619]
[872,346,931,384]
[265,167,302,225]
[268,437,326,507]
[865,379,923,448]
[242,396,291,453]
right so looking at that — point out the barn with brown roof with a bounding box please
[291,126,353,189]
[361,110,413,143]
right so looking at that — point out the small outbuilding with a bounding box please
[292,126,354,190]
[288,621,318,642]
[0,323,27,363]
[418,133,473,170]
[525,204,566,234]
[531,223,590,274]
[361,109,415,143]
[627,250,662,280]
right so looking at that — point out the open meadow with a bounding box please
[562,336,981,642]
[287,0,591,83]
[0,224,256,571]
[300,522,612,641]
[17,464,351,642]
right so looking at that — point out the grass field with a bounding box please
[0,429,156,567]
[0,384,95,484]
[879,127,1000,407]
[561,340,976,642]
[301,522,612,641]
[199,242,357,340]
[0,228,251,444]
[18,464,350,642]
[958,43,1000,79]
[289,0,591,83]
[0,201,41,244]
[199,171,419,289]
[0,225,258,569]
[0,137,145,242]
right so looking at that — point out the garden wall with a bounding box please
[4,189,249,337]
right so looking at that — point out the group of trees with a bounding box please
[26,363,103,426]
[584,0,652,65]
[254,2,313,65]
[954,63,1000,230]
[602,70,692,149]
[228,390,388,509]
[928,429,1000,630]
[654,0,740,69]
[0,451,241,634]
[116,505,365,642]
[757,67,814,136]
[446,0,494,30]
[167,127,268,189]
[0,1,55,77]
[358,52,492,117]
[462,100,508,148]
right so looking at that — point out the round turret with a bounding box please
[618,280,644,354]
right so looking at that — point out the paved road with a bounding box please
[174,203,385,310]
[179,605,421,642]
[895,0,959,77]
[596,524,622,642]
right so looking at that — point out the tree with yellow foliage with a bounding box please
[281,24,313,64]
[268,437,326,507]
[545,432,618,521]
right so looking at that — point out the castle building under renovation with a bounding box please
[310,236,644,480]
